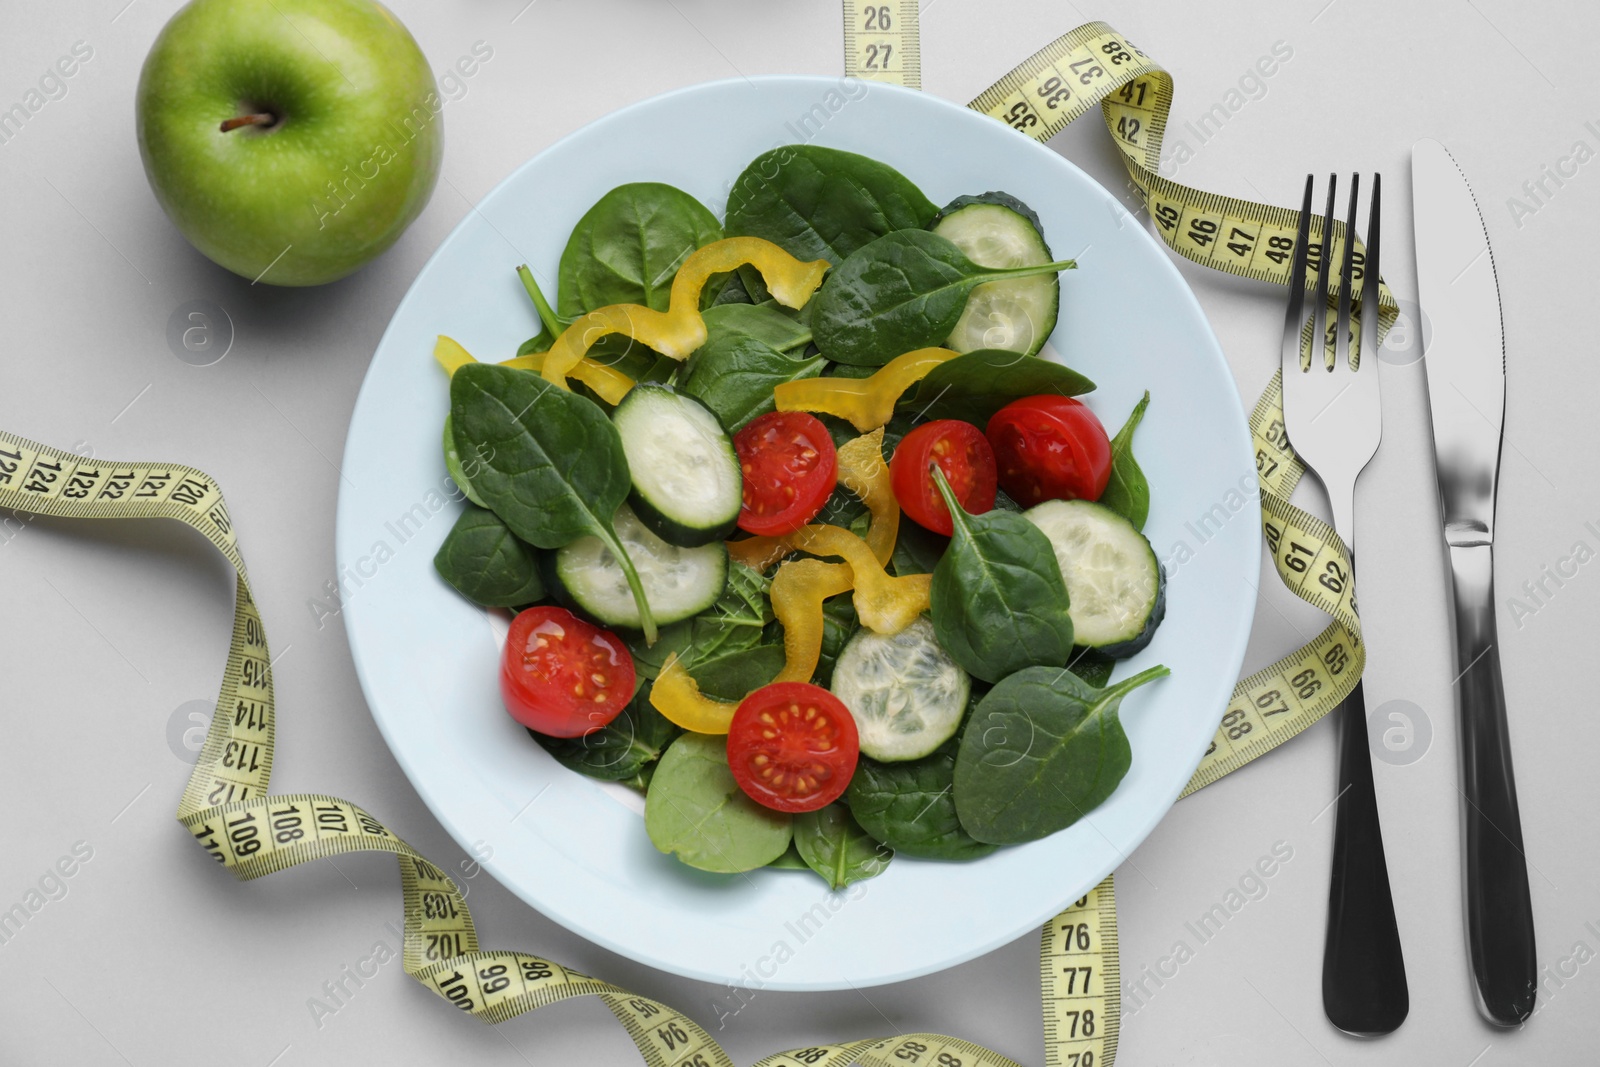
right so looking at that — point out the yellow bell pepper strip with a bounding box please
[789,525,929,635]
[434,334,475,375]
[773,347,961,432]
[771,559,855,683]
[540,237,830,392]
[727,535,794,572]
[648,653,743,735]
[500,351,634,406]
[432,335,636,406]
[834,428,898,566]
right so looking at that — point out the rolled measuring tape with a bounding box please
[0,8,1397,1065]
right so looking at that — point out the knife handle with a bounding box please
[1322,679,1410,1035]
[1449,542,1537,1025]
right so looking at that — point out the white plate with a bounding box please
[337,76,1257,990]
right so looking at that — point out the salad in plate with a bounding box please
[431,145,1168,890]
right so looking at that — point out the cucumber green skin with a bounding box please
[545,540,729,632]
[929,192,1059,358]
[614,383,740,548]
[1097,559,1167,659]
[931,191,1047,235]
[627,487,736,548]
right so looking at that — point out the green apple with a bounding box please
[136,0,442,286]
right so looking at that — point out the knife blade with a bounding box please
[1412,138,1537,1026]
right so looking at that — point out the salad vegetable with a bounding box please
[433,505,544,608]
[612,383,742,546]
[889,419,998,537]
[645,732,793,873]
[451,363,661,641]
[927,467,1077,683]
[829,616,969,761]
[733,411,838,536]
[773,346,959,432]
[680,305,824,432]
[792,804,891,890]
[986,394,1113,507]
[954,664,1170,844]
[557,182,723,317]
[500,607,635,738]
[1099,391,1153,530]
[811,229,1075,366]
[431,146,1170,888]
[930,191,1063,357]
[725,144,938,266]
[726,682,860,814]
[846,739,996,861]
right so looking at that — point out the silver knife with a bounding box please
[1412,138,1537,1026]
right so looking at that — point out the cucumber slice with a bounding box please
[830,617,970,761]
[613,383,742,547]
[556,504,728,629]
[1024,499,1166,657]
[931,192,1060,357]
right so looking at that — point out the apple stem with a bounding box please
[220,112,277,133]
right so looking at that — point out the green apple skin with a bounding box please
[136,0,442,286]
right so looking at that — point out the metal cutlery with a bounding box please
[1280,173,1410,1035]
[1412,137,1538,1026]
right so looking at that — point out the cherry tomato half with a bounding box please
[726,682,860,813]
[889,419,997,536]
[500,606,634,738]
[733,411,838,536]
[985,395,1112,507]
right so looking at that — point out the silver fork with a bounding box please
[1280,174,1408,1035]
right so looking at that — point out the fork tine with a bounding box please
[1356,175,1382,370]
[1314,174,1337,370]
[1335,174,1359,371]
[1281,175,1315,373]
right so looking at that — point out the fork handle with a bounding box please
[1322,679,1410,1035]
[1449,542,1537,1025]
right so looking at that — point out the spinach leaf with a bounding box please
[681,330,824,432]
[812,230,1074,366]
[515,264,568,353]
[699,303,812,353]
[908,349,1096,425]
[928,467,1076,683]
[813,595,859,686]
[645,732,792,873]
[1099,391,1152,531]
[847,741,997,860]
[767,842,810,869]
[516,332,553,356]
[630,561,773,678]
[689,644,785,701]
[450,363,658,641]
[1067,647,1116,688]
[725,144,938,266]
[815,482,869,532]
[712,271,754,306]
[890,521,946,577]
[954,664,1169,844]
[558,182,722,317]
[432,504,544,607]
[442,415,488,508]
[532,692,680,782]
[992,488,1023,512]
[792,804,892,890]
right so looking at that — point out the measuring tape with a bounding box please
[0,8,1394,1066]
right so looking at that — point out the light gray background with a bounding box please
[2,1,1597,1064]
